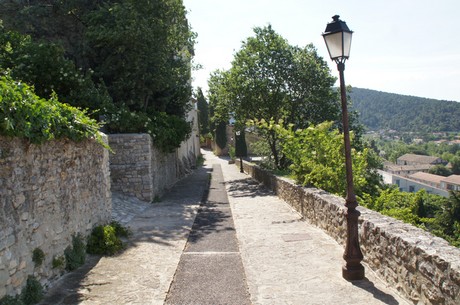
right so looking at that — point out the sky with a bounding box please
[182,0,460,102]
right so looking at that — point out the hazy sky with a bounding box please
[183,0,460,102]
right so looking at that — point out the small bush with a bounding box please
[31,248,45,267]
[196,154,205,167]
[64,234,86,271]
[21,276,43,305]
[109,221,130,238]
[52,255,65,269]
[0,295,23,305]
[86,222,128,256]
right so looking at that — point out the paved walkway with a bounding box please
[40,149,410,304]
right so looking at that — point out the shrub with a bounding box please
[0,295,23,305]
[31,248,45,267]
[64,234,86,271]
[0,74,107,148]
[86,222,129,256]
[21,276,43,305]
[51,255,66,270]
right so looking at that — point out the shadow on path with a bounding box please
[227,177,274,198]
[352,277,401,305]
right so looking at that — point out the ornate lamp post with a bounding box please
[322,15,365,281]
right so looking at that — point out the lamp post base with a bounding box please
[342,264,365,281]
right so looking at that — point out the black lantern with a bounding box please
[322,15,364,281]
[323,15,353,64]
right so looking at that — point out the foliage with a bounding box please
[0,25,111,113]
[52,255,66,270]
[102,105,191,153]
[361,187,460,247]
[84,0,194,115]
[109,220,131,238]
[370,137,460,164]
[196,87,210,134]
[349,87,460,132]
[249,139,275,168]
[64,233,86,271]
[21,276,43,305]
[0,74,107,147]
[0,276,44,305]
[251,119,381,198]
[431,191,460,247]
[31,248,45,267]
[196,154,205,167]
[208,25,342,168]
[215,121,227,150]
[0,0,196,152]
[0,295,22,305]
[428,165,452,177]
[228,145,235,160]
[86,221,129,256]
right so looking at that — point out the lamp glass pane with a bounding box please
[324,32,343,60]
[343,31,352,58]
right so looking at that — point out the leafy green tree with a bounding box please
[251,119,380,198]
[196,87,210,135]
[0,25,111,113]
[429,165,452,177]
[84,0,195,116]
[215,121,227,150]
[0,0,196,152]
[208,25,340,169]
[450,156,460,175]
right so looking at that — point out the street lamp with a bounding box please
[322,15,365,281]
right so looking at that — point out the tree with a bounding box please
[450,156,460,175]
[0,0,196,152]
[0,25,110,113]
[215,121,227,150]
[208,25,340,169]
[196,87,210,135]
[251,119,380,198]
[429,165,452,177]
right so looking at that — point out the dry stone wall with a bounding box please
[108,133,199,202]
[0,136,111,299]
[237,159,460,305]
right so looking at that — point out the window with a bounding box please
[396,179,400,187]
[409,186,415,192]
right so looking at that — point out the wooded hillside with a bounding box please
[349,88,460,132]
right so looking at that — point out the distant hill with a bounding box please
[349,88,460,132]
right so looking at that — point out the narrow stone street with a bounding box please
[40,149,410,305]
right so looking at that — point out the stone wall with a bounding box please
[0,136,111,299]
[108,132,199,202]
[237,159,460,305]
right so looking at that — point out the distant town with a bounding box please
[380,153,460,197]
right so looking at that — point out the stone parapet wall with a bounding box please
[0,136,111,298]
[108,133,198,202]
[237,159,460,305]
[108,134,154,201]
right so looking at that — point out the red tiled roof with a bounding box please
[441,175,460,185]
[397,154,441,164]
[409,172,444,184]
